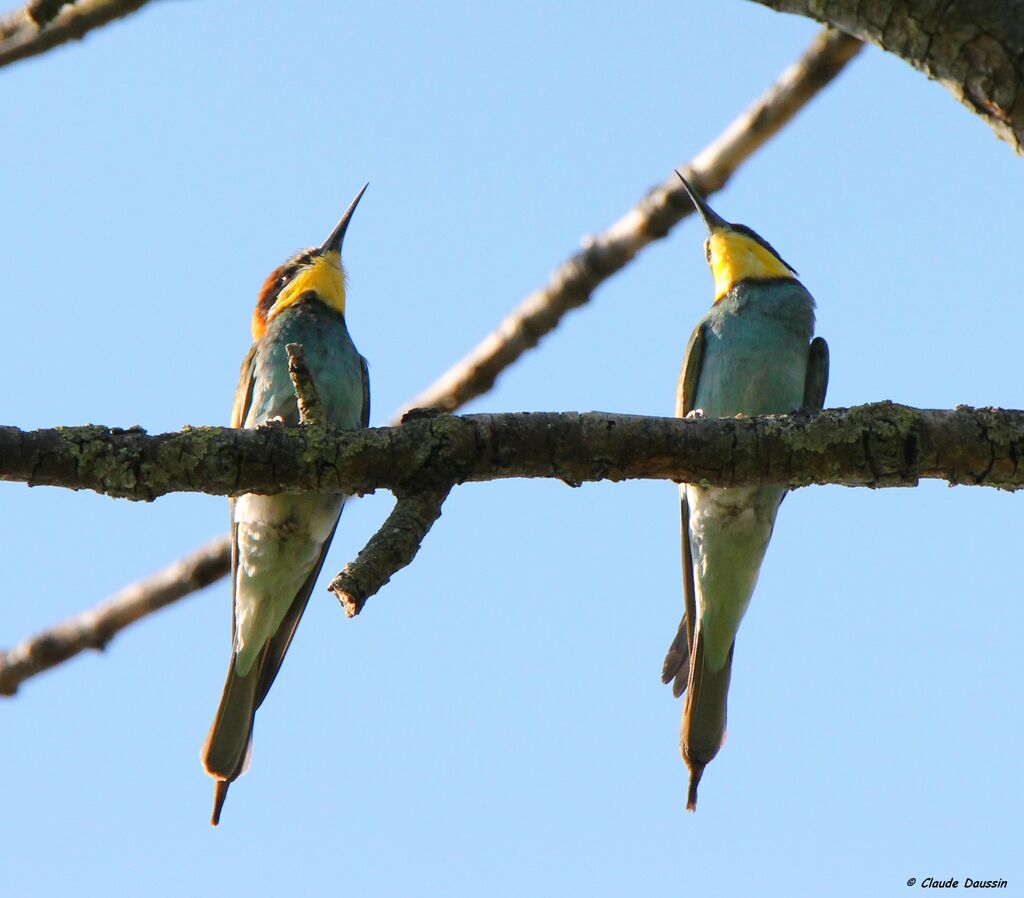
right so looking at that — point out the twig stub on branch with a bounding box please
[330,485,452,618]
[285,343,326,428]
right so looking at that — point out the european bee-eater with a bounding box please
[202,185,370,826]
[661,173,829,811]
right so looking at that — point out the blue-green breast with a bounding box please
[245,299,365,431]
[694,279,815,418]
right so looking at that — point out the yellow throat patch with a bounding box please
[253,249,347,339]
[707,230,794,302]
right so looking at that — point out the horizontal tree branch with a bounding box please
[2,403,1022,499]
[747,0,1024,154]
[0,0,153,69]
[0,535,230,695]
[399,27,863,416]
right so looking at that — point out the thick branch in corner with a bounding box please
[400,27,863,416]
[330,485,451,618]
[746,0,1024,154]
[0,535,230,695]
[285,343,325,428]
[0,0,154,69]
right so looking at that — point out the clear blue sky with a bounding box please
[2,2,1021,895]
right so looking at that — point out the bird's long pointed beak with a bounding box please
[675,170,729,234]
[319,182,369,255]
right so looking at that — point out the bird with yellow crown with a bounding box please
[662,173,829,811]
[202,185,370,826]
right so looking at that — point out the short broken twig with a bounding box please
[285,343,326,427]
[329,485,452,617]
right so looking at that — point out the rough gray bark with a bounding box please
[747,0,1024,153]
[2,403,1021,499]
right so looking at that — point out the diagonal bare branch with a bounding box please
[0,535,230,695]
[0,27,864,693]
[0,0,154,69]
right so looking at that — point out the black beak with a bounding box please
[674,170,730,234]
[319,183,369,255]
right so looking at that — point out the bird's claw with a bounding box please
[257,415,288,429]
[401,406,445,424]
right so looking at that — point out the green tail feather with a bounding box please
[681,639,735,811]
[202,656,260,806]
